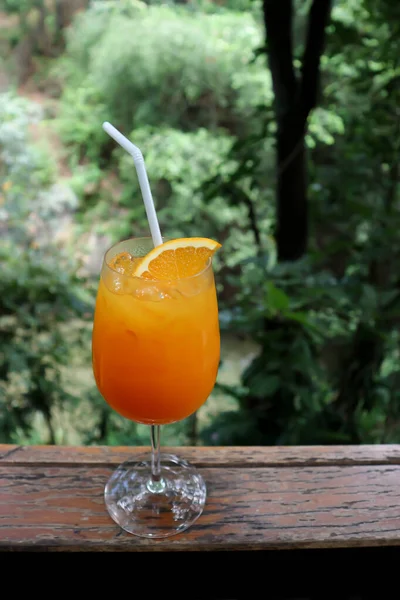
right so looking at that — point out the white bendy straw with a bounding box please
[102,121,163,247]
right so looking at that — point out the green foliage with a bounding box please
[0,92,93,443]
[0,93,55,198]
[2,0,400,447]
[2,0,61,56]
[56,85,109,165]
[55,0,276,280]
[117,127,238,239]
[57,1,267,141]
[203,256,400,445]
[3,0,35,14]
[0,243,92,443]
[201,0,400,446]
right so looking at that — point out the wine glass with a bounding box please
[92,237,220,538]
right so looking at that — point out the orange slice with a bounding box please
[133,237,222,280]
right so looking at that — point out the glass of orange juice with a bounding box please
[92,236,220,538]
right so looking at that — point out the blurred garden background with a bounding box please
[1,0,400,447]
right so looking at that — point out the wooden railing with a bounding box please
[1,444,399,591]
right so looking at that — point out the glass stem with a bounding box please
[150,425,161,481]
[148,425,165,493]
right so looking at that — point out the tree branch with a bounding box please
[385,109,400,212]
[234,185,263,254]
[263,0,298,120]
[300,0,333,118]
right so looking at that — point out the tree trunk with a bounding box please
[54,0,65,46]
[276,116,307,260]
[187,412,198,446]
[263,0,332,262]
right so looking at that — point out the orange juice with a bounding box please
[92,240,220,425]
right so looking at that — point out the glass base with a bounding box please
[104,453,207,538]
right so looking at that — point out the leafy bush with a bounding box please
[56,1,267,153]
[200,0,400,446]
[55,0,277,291]
[4,0,400,448]
[0,92,94,443]
[55,85,109,165]
[117,127,237,238]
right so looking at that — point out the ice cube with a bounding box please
[134,285,164,302]
[104,271,137,295]
[160,287,184,301]
[134,283,182,302]
[176,278,204,298]
[109,251,137,276]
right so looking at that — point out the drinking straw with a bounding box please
[102,121,163,247]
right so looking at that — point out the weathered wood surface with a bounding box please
[2,443,400,466]
[1,444,400,552]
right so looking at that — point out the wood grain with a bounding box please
[1,443,400,467]
[1,444,400,552]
